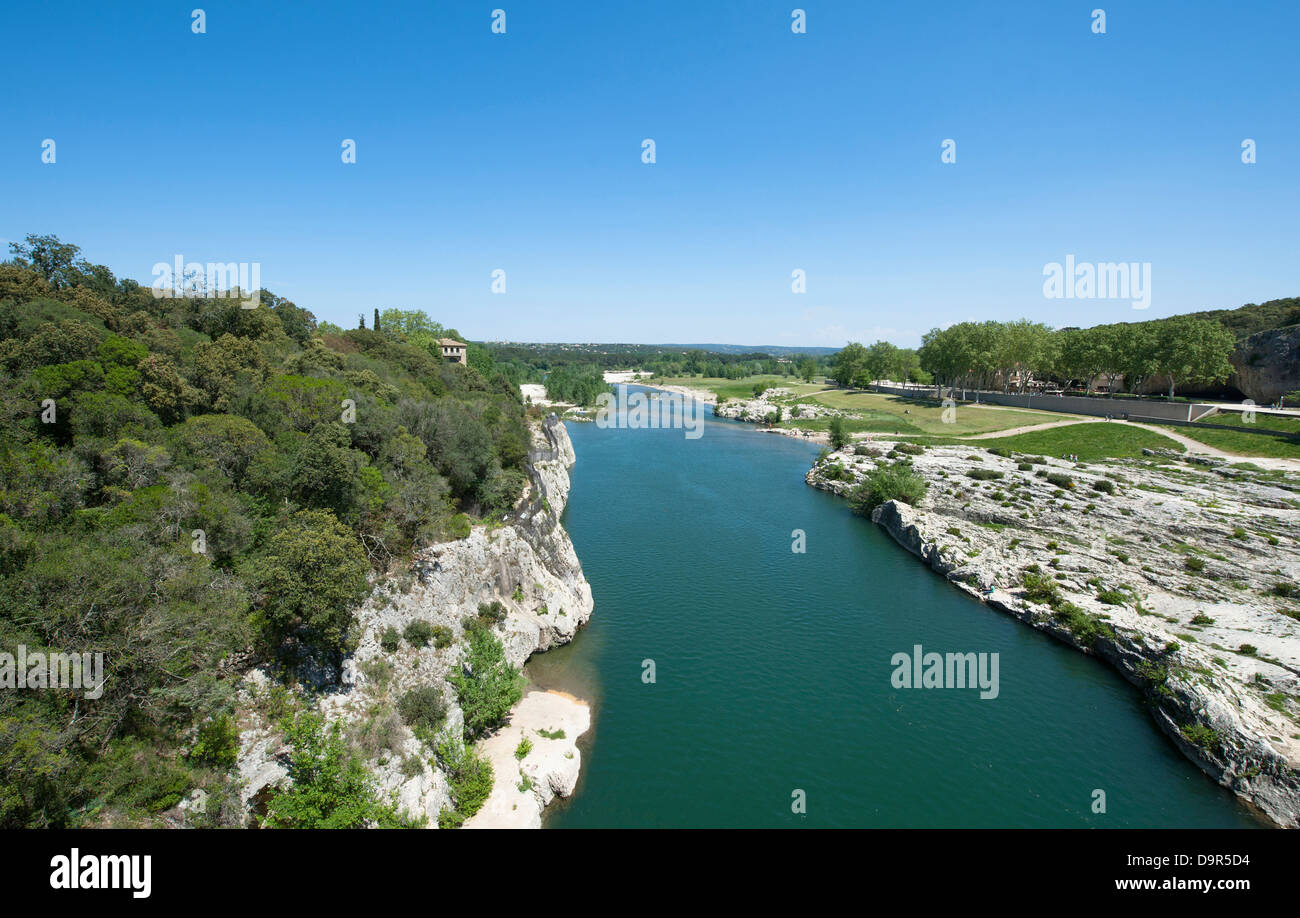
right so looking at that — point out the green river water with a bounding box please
[528,395,1261,828]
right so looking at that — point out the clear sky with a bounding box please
[2,1,1296,347]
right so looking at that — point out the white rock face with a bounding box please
[235,418,595,828]
[808,441,1300,827]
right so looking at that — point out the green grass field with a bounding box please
[791,389,1073,436]
[1199,411,1300,434]
[1150,423,1300,460]
[902,422,1188,461]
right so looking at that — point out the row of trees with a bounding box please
[829,341,930,388]
[915,317,1236,399]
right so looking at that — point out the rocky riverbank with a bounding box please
[234,417,594,828]
[808,440,1300,827]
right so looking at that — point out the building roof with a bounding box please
[439,338,467,347]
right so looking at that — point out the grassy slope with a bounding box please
[901,423,1188,461]
[1149,424,1300,460]
[791,389,1075,435]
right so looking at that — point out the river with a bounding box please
[527,394,1261,828]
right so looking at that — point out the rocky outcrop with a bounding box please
[235,417,594,827]
[1231,325,1300,404]
[809,442,1300,827]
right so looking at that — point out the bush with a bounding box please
[262,713,413,828]
[432,624,453,649]
[1096,589,1126,606]
[397,686,448,733]
[1184,557,1205,573]
[853,445,880,457]
[191,714,239,769]
[894,442,925,455]
[435,733,494,826]
[514,736,533,760]
[379,626,400,653]
[448,513,472,540]
[847,464,929,516]
[448,628,522,738]
[1046,473,1074,489]
[1091,479,1114,494]
[403,619,435,647]
[967,468,1004,481]
[477,600,507,624]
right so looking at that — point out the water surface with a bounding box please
[530,395,1260,828]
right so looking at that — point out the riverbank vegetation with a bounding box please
[0,234,529,826]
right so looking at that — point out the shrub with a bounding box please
[1184,557,1205,573]
[448,513,472,540]
[397,686,448,733]
[514,737,533,760]
[403,619,435,647]
[1179,723,1220,750]
[432,624,453,648]
[1270,582,1296,598]
[1091,479,1114,494]
[853,445,880,457]
[894,442,925,455]
[477,600,507,624]
[1017,462,1033,471]
[1052,603,1114,647]
[262,713,412,828]
[967,468,1003,481]
[448,628,522,738]
[847,464,929,516]
[1190,613,1215,626]
[435,733,494,826]
[1022,572,1062,606]
[191,714,239,769]
[1046,473,1074,489]
[379,626,400,653]
[1096,589,1126,605]
[1238,643,1257,656]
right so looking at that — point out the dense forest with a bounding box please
[0,234,531,826]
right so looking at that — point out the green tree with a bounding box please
[828,415,849,450]
[253,509,370,656]
[448,628,521,739]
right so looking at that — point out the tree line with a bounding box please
[830,315,1237,400]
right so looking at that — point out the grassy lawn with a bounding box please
[1149,424,1300,460]
[1199,411,1300,434]
[901,422,1188,461]
[791,389,1074,436]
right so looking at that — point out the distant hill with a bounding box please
[1186,297,1300,339]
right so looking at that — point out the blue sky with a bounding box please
[2,1,1296,347]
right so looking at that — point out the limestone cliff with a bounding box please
[808,442,1300,827]
[235,417,594,827]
